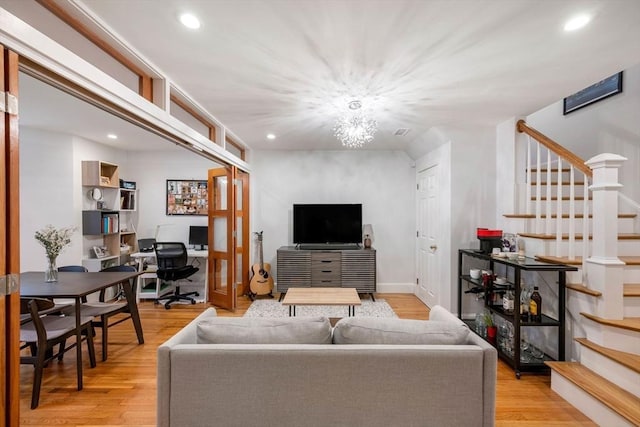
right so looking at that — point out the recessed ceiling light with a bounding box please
[107,133,118,139]
[180,13,201,29]
[266,133,276,140]
[564,14,591,32]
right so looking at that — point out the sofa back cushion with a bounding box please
[333,317,470,345]
[196,316,332,344]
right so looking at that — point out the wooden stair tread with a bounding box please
[530,181,586,186]
[580,312,640,333]
[503,213,636,219]
[530,196,591,201]
[624,283,640,297]
[575,338,640,374]
[545,361,640,425]
[566,283,602,297]
[528,168,571,172]
[536,256,640,266]
[519,233,640,241]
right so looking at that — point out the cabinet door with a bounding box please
[342,250,376,292]
[277,250,311,291]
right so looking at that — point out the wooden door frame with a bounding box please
[207,166,250,310]
[208,166,236,311]
[1,44,21,427]
[236,169,250,298]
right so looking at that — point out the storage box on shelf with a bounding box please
[82,160,119,188]
[457,249,577,378]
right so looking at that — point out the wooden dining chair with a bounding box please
[65,265,139,361]
[20,297,97,409]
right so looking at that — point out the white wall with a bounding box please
[20,128,120,271]
[19,127,218,272]
[411,126,496,312]
[251,150,416,291]
[123,150,221,243]
[526,62,640,201]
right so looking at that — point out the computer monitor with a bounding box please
[188,226,208,250]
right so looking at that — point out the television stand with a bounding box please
[277,246,376,299]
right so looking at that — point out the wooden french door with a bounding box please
[1,44,21,427]
[207,166,249,310]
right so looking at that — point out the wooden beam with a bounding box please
[36,0,153,101]
[170,94,218,143]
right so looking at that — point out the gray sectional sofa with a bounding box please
[157,305,497,427]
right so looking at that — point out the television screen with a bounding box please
[293,204,362,244]
[188,225,208,250]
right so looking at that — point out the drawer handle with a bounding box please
[321,260,332,263]
[322,270,332,273]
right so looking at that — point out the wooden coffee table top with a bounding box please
[281,287,361,306]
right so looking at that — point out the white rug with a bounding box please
[244,299,398,318]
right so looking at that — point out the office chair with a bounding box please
[20,297,96,409]
[154,242,199,309]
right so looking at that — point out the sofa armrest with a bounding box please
[466,331,497,427]
[157,308,217,427]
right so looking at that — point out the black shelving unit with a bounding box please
[457,249,578,378]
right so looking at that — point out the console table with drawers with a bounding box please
[276,246,376,299]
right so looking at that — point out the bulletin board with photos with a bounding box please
[166,179,208,215]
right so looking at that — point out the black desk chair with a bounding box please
[154,242,199,309]
[20,297,96,409]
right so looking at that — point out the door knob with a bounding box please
[430,245,437,250]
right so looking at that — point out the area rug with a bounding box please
[244,299,398,319]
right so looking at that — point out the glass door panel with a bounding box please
[208,167,235,310]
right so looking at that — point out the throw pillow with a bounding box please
[196,316,332,344]
[332,317,470,345]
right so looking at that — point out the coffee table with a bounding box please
[281,287,361,317]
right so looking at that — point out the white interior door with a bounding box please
[416,165,440,308]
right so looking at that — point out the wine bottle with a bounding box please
[529,286,542,322]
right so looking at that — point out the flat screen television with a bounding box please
[293,204,362,245]
[188,225,208,250]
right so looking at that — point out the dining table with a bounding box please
[20,270,144,389]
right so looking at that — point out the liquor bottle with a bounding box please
[502,290,514,314]
[529,286,542,322]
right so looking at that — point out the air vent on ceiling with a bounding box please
[394,128,410,136]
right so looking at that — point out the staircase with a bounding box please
[503,121,640,426]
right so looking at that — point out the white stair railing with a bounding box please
[517,120,593,267]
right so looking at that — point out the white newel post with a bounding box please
[584,153,626,319]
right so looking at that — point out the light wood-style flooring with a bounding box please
[19,293,594,426]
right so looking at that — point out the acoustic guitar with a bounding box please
[248,231,274,300]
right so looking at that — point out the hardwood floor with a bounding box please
[19,293,594,426]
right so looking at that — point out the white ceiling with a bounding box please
[9,0,640,155]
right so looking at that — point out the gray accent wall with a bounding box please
[251,150,416,291]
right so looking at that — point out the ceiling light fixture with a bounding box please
[266,133,276,140]
[107,133,118,139]
[180,13,201,29]
[564,14,591,31]
[333,100,377,148]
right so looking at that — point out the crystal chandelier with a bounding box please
[333,100,377,148]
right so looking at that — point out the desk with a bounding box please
[20,270,144,389]
[130,250,209,302]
